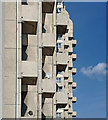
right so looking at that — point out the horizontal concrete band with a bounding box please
[1,118,107,120]
[0,0,107,2]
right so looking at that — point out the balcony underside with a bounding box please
[42,2,54,13]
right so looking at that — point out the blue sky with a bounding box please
[65,2,106,118]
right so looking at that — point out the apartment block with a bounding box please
[2,0,77,119]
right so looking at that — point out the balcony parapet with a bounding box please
[22,5,38,21]
[72,97,77,103]
[72,111,77,117]
[72,82,77,89]
[72,54,77,61]
[72,40,77,47]
[56,92,68,105]
[42,79,56,93]
[22,61,37,77]
[42,33,55,47]
[57,9,69,26]
[72,68,77,75]
[56,52,68,65]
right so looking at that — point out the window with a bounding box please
[56,113,61,118]
[69,104,71,108]
[57,43,61,49]
[22,0,27,5]
[58,71,61,75]
[57,8,61,13]
[57,86,62,92]
[56,78,61,83]
[42,24,46,33]
[58,2,61,5]
[58,34,62,40]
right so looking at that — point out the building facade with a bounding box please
[2,0,77,118]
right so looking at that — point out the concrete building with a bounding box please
[2,0,77,119]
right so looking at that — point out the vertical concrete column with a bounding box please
[53,0,57,118]
[0,2,4,119]
[17,2,22,118]
[37,1,42,119]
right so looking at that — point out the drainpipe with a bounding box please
[16,0,19,119]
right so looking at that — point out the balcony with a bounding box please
[68,77,73,83]
[57,11,69,26]
[72,111,77,117]
[42,79,56,94]
[72,82,76,89]
[22,61,37,77]
[68,108,73,113]
[56,52,68,65]
[72,54,77,61]
[56,92,68,106]
[64,71,69,78]
[42,33,56,47]
[42,2,54,13]
[68,46,73,54]
[68,92,73,98]
[22,5,38,21]
[68,60,73,68]
[64,104,68,110]
[22,34,38,46]
[72,97,77,103]
[22,34,28,46]
[57,73,63,78]
[68,30,73,38]
[64,40,69,46]
[72,40,77,47]
[72,68,77,75]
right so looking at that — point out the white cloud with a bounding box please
[80,63,106,77]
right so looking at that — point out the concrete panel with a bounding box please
[56,92,68,105]
[42,102,53,117]
[3,74,16,105]
[3,105,15,118]
[43,64,52,75]
[57,11,69,25]
[22,61,38,77]
[4,21,16,48]
[26,46,38,61]
[22,5,38,21]
[42,79,56,93]
[5,2,16,20]
[42,33,55,47]
[22,92,37,117]
[42,55,53,64]
[42,13,53,33]
[57,52,68,65]
[28,35,38,46]
[4,48,16,75]
[43,98,52,104]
